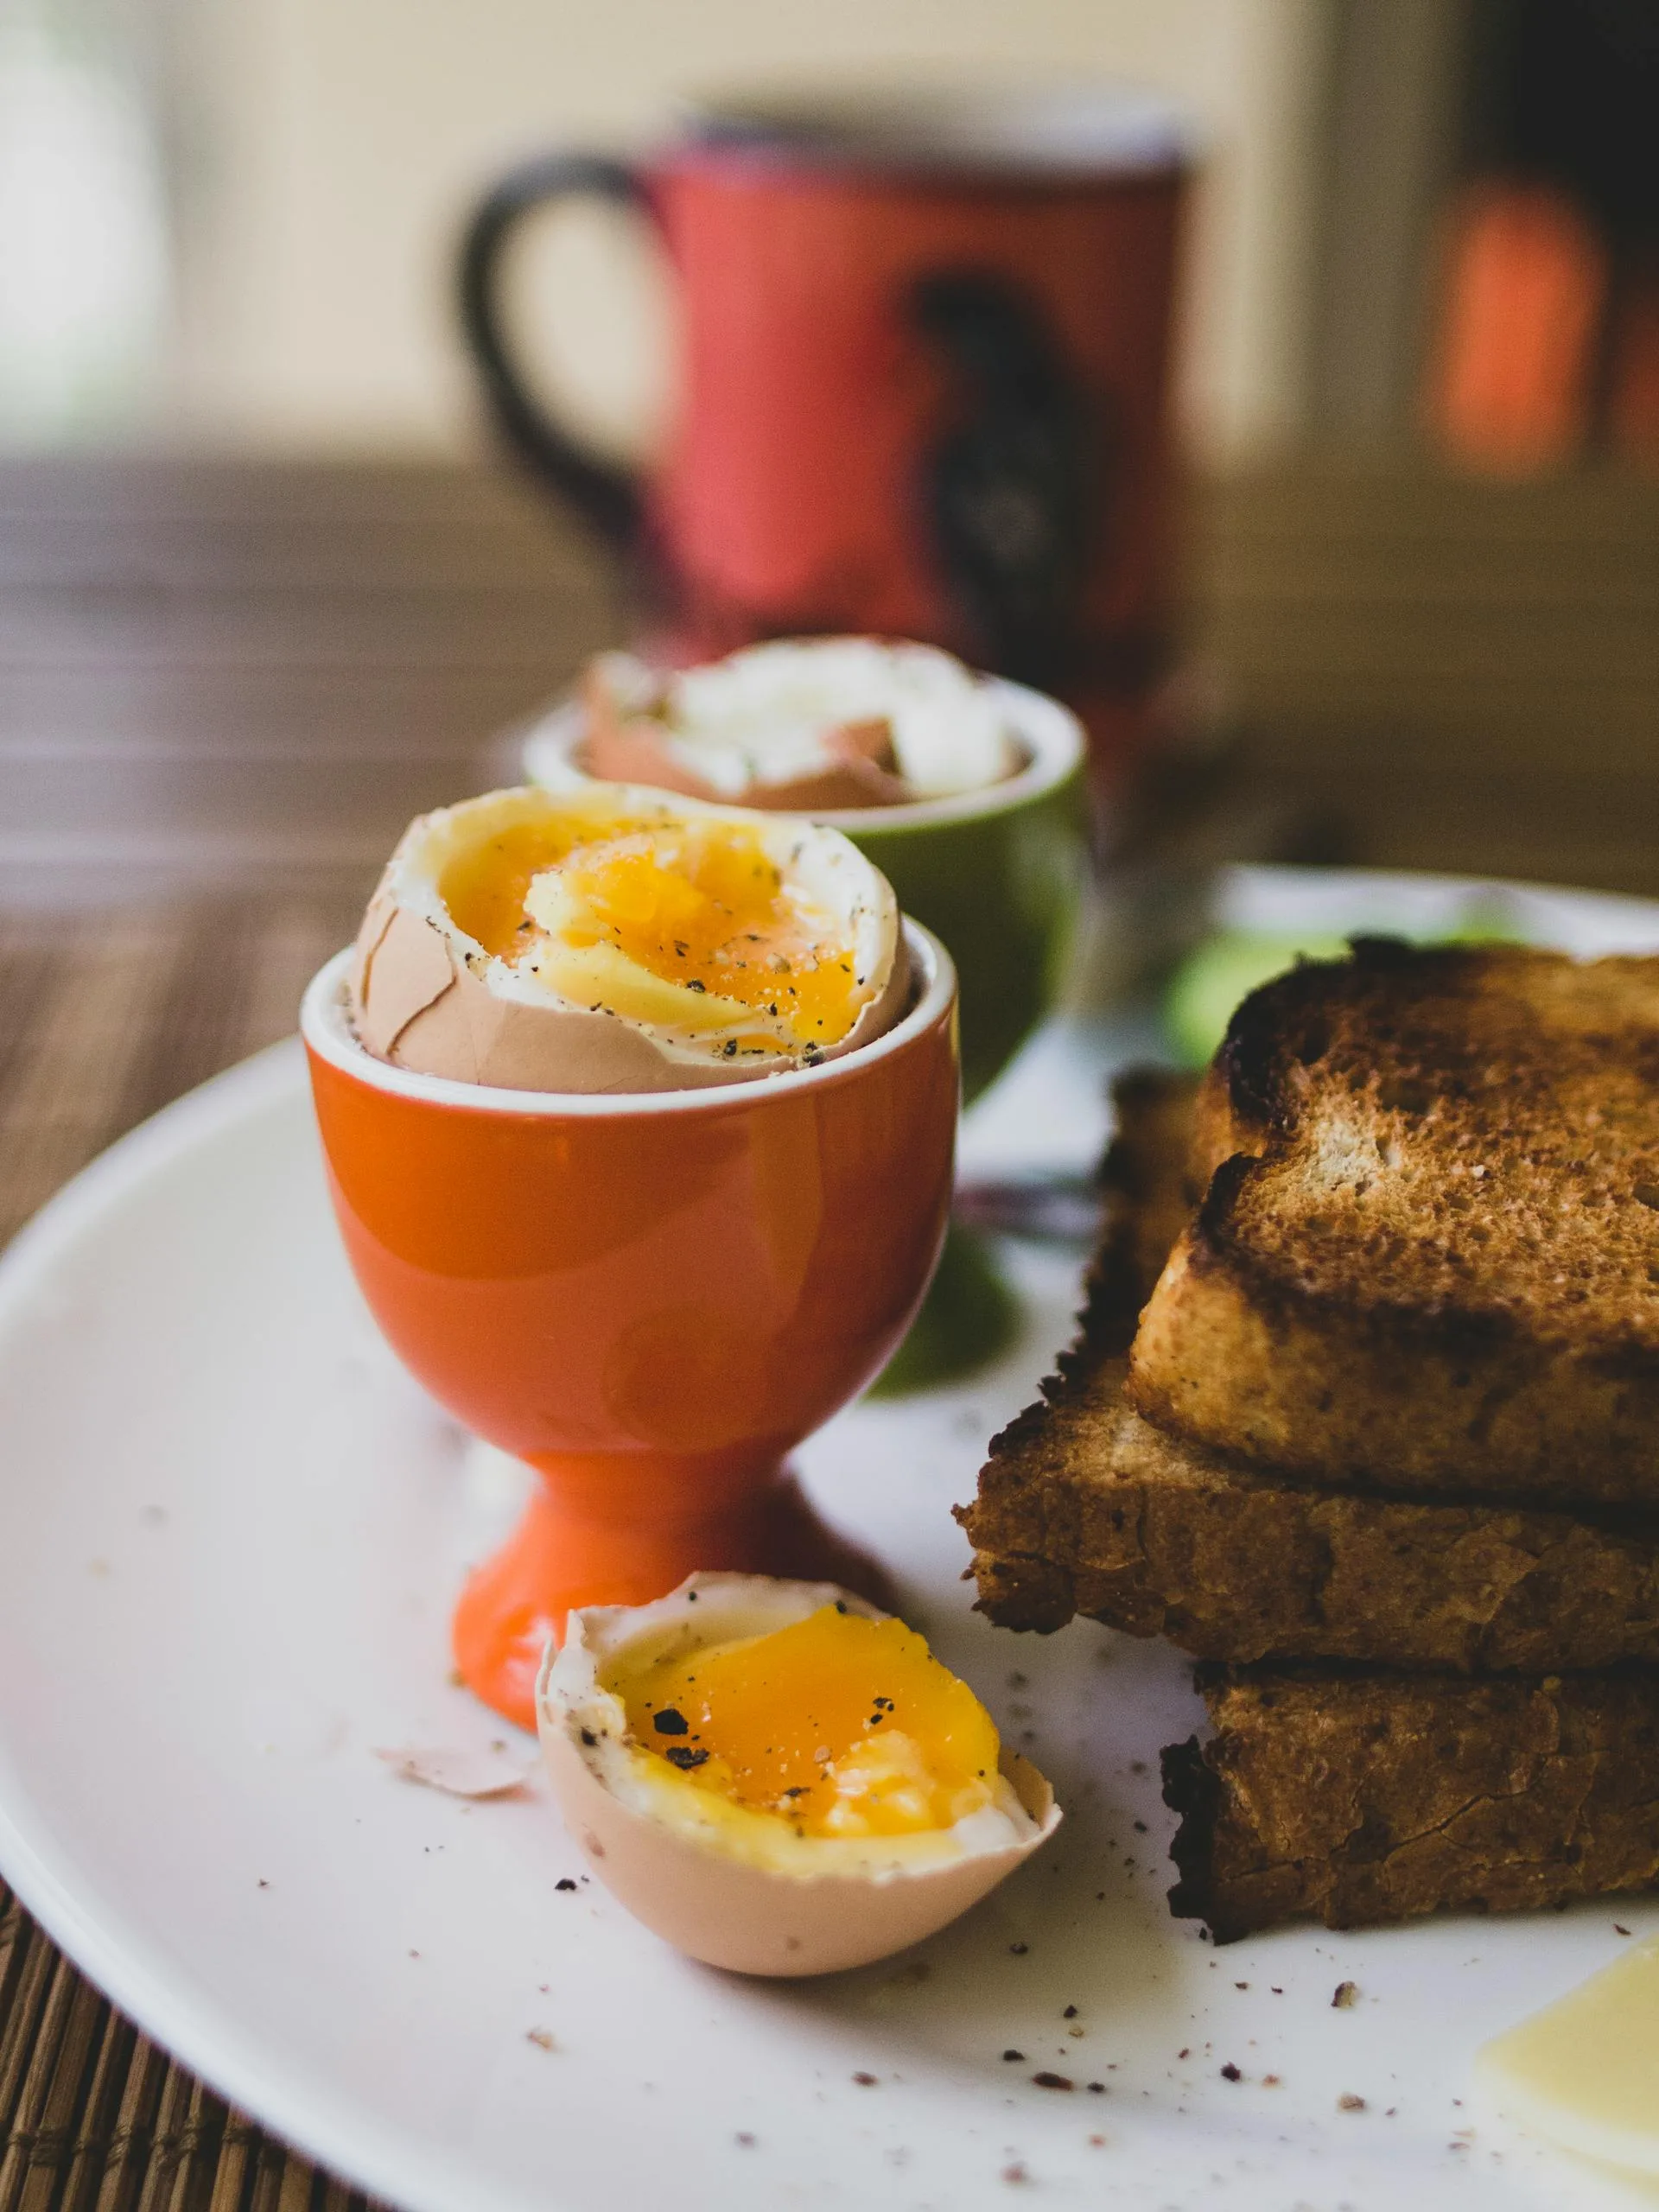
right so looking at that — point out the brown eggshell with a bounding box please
[536,1578,1062,1978]
[353,901,911,1095]
[582,659,913,812]
[582,720,914,812]
[346,786,910,1095]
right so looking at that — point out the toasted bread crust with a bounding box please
[1131,941,1659,1507]
[963,1055,1659,1669]
[967,1375,1659,1669]
[1128,1218,1659,1510]
[1165,1665,1659,1942]
[1060,1066,1205,1372]
[956,1069,1199,1606]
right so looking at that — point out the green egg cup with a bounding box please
[522,678,1088,1392]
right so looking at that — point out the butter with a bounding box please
[1477,1934,1659,2178]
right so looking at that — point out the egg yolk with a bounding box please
[534,826,860,1047]
[437,817,637,963]
[607,1606,1001,1839]
[441,811,866,1051]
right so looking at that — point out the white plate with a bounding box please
[2,868,1657,2212]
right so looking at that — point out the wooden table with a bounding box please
[2,451,1656,2210]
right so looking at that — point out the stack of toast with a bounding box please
[960,938,1659,1941]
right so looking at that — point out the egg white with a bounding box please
[600,639,1020,800]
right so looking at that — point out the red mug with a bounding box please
[460,86,1191,796]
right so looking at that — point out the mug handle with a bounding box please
[458,153,655,555]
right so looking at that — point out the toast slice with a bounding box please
[961,1059,1659,1672]
[1130,940,1659,1510]
[970,1370,1659,1670]
[1163,1664,1659,1942]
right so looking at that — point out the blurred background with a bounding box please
[0,0,1656,911]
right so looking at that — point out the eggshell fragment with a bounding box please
[537,1574,1061,1977]
[374,1744,536,1798]
[348,784,908,1095]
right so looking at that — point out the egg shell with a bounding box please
[348,785,908,1095]
[582,658,913,811]
[537,1574,1061,1978]
[580,641,1023,806]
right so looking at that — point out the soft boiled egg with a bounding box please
[537,1574,1059,1976]
[581,639,1022,810]
[348,784,906,1092]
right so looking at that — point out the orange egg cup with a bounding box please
[301,925,958,1731]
